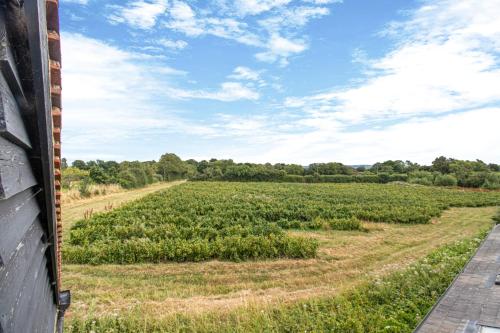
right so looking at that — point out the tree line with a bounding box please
[62,154,500,190]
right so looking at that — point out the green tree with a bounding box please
[72,160,87,170]
[157,153,188,180]
[284,164,305,176]
[89,166,111,184]
[489,163,500,172]
[61,167,89,188]
[432,156,454,174]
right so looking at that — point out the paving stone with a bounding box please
[415,225,500,332]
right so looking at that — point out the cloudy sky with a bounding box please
[60,0,500,164]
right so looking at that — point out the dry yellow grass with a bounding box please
[62,184,124,205]
[62,205,497,321]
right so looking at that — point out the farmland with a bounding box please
[59,182,500,332]
[63,182,500,264]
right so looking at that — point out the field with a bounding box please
[63,182,500,264]
[61,181,186,239]
[60,182,500,332]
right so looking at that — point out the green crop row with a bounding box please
[64,234,318,264]
[64,182,500,264]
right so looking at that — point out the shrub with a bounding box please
[493,210,500,224]
[377,173,392,184]
[78,178,91,198]
[482,173,500,190]
[62,167,89,189]
[409,171,434,186]
[434,174,458,187]
[409,178,433,186]
[282,174,305,183]
[457,172,488,188]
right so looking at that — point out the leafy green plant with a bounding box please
[434,174,458,187]
[78,178,92,198]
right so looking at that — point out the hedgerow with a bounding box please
[64,182,500,264]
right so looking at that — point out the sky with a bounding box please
[60,0,500,165]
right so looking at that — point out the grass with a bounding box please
[62,206,497,326]
[62,184,124,205]
[65,224,489,332]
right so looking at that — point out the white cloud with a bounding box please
[108,0,168,29]
[166,0,203,35]
[164,1,262,46]
[259,6,330,30]
[252,6,330,65]
[233,0,292,16]
[228,66,261,81]
[158,38,188,50]
[170,82,260,102]
[256,34,308,66]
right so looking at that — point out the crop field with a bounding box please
[63,205,498,332]
[63,182,500,264]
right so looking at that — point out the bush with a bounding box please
[493,210,500,224]
[278,174,405,184]
[409,171,434,186]
[434,174,458,187]
[62,167,89,189]
[482,173,500,190]
[409,178,433,186]
[456,172,487,188]
[282,174,306,183]
[78,178,91,198]
[117,170,136,189]
[153,174,163,182]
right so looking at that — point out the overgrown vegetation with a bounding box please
[64,182,500,264]
[65,233,485,333]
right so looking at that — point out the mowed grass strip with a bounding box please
[65,219,489,333]
[63,206,497,321]
[63,182,500,264]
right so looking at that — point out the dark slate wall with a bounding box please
[0,5,57,333]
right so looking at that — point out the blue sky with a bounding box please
[60,0,500,164]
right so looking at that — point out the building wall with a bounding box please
[0,1,61,331]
